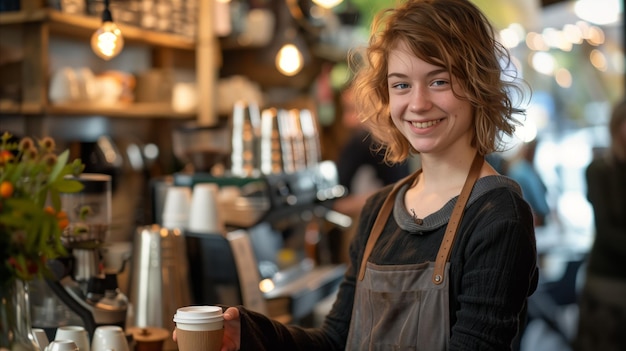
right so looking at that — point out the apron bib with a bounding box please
[345,154,483,350]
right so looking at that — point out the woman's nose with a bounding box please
[409,88,432,112]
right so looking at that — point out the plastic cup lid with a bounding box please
[174,305,223,323]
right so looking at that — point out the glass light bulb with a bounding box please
[312,0,343,9]
[91,22,124,61]
[275,43,304,76]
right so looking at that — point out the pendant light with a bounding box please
[91,0,124,60]
[275,27,306,76]
[268,0,310,77]
[312,0,343,9]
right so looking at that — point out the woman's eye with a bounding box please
[392,82,410,89]
[431,79,449,87]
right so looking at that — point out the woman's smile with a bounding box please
[409,118,444,129]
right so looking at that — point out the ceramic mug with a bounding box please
[32,328,49,350]
[45,340,79,351]
[91,325,129,351]
[55,326,90,351]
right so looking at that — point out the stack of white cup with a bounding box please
[188,183,224,234]
[162,186,192,230]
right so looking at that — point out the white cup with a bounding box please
[32,328,49,350]
[174,306,224,351]
[91,326,129,351]
[162,186,192,230]
[188,183,223,233]
[45,340,79,351]
[55,326,90,351]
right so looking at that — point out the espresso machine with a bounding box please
[166,102,351,325]
[30,174,131,339]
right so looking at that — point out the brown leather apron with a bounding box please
[345,154,483,351]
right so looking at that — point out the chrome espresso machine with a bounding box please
[30,174,131,340]
[165,103,350,325]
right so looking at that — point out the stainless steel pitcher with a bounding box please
[129,225,191,345]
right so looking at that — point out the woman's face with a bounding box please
[387,41,474,157]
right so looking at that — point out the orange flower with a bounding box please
[44,206,70,230]
[0,180,13,198]
[0,149,13,165]
[44,206,55,215]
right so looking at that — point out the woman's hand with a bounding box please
[172,307,241,351]
[221,307,242,351]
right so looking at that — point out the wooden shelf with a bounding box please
[0,9,201,119]
[46,102,196,119]
[0,101,197,119]
[0,101,23,114]
[0,9,196,50]
[0,9,46,24]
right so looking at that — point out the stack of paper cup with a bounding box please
[174,306,224,351]
[188,183,224,233]
[162,186,192,229]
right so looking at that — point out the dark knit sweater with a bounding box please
[238,175,539,350]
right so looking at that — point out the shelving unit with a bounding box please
[0,3,216,122]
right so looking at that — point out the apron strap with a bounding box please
[432,153,483,285]
[357,153,484,283]
[357,171,419,281]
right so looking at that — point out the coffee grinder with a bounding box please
[30,174,130,339]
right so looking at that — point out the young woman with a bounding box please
[177,0,539,349]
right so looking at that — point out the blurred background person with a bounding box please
[329,85,411,264]
[332,85,411,218]
[574,99,626,351]
[504,139,551,227]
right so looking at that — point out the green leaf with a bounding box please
[49,187,61,211]
[55,179,84,193]
[7,161,27,183]
[48,149,69,183]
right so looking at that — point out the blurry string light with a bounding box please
[590,49,608,71]
[499,23,526,49]
[574,0,622,25]
[555,68,573,88]
[530,51,556,76]
[90,0,124,60]
[524,23,605,52]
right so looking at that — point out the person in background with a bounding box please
[175,0,538,349]
[333,85,411,218]
[505,139,551,227]
[574,99,626,351]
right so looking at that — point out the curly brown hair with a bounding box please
[349,0,529,164]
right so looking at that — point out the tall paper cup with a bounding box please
[188,183,223,233]
[162,186,192,229]
[174,306,224,351]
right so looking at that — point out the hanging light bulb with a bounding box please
[91,0,124,60]
[276,43,304,76]
[273,27,306,76]
[312,0,343,9]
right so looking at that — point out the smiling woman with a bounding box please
[190,1,539,350]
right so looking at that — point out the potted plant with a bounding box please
[0,132,84,351]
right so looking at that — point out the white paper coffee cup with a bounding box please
[174,306,224,351]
